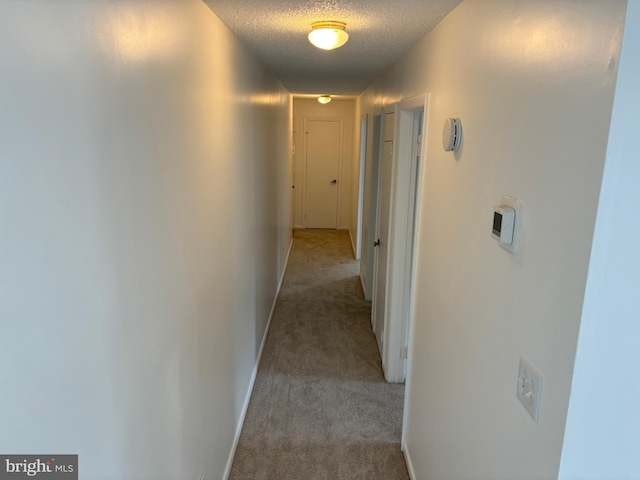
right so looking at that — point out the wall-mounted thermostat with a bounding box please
[492,195,523,253]
[492,206,515,245]
[442,118,462,151]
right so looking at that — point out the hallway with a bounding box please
[2,2,637,478]
[230,230,408,479]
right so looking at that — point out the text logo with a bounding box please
[0,456,77,480]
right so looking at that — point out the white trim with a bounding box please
[401,95,430,449]
[402,442,417,480]
[382,102,397,114]
[348,226,357,257]
[293,224,304,230]
[383,94,429,383]
[355,113,369,260]
[359,274,366,298]
[223,238,294,480]
[397,93,426,111]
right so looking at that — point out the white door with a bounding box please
[372,111,395,356]
[363,115,382,303]
[304,119,341,228]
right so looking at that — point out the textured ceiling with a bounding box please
[203,0,462,96]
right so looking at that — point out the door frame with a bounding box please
[382,93,429,384]
[354,113,369,260]
[371,103,397,352]
[302,116,344,229]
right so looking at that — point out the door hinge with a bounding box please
[414,135,422,158]
[401,347,408,359]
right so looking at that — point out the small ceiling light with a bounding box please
[318,95,332,104]
[308,21,349,50]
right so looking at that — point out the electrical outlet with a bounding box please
[516,356,543,424]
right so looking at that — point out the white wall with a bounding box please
[0,1,292,478]
[357,1,626,478]
[292,98,355,232]
[559,2,640,478]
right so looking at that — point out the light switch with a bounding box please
[517,356,543,424]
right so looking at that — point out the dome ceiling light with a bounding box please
[308,21,349,51]
[317,95,332,104]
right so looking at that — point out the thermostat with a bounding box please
[492,205,515,245]
[491,195,523,253]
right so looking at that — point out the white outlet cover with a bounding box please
[517,356,543,423]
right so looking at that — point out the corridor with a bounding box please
[230,230,408,479]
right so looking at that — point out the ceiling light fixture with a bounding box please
[308,21,349,51]
[318,95,332,104]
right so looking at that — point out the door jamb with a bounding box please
[382,94,429,384]
[354,113,369,259]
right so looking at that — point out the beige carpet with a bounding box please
[229,229,409,480]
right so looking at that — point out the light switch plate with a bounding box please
[517,356,543,423]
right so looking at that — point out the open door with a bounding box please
[371,106,396,358]
[361,114,382,302]
[378,95,428,384]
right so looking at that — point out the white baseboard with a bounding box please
[402,442,417,480]
[359,273,366,298]
[223,238,294,479]
[348,228,356,258]
[293,224,304,230]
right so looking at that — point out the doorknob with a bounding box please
[330,179,337,184]
[374,239,381,247]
